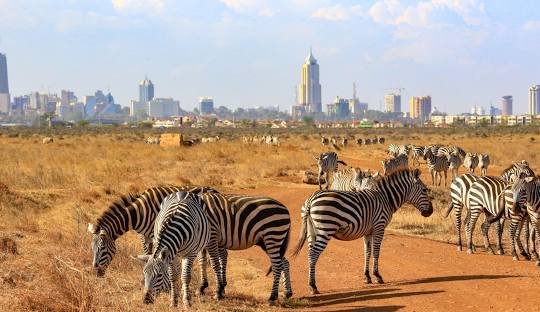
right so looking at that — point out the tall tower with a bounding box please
[501,95,513,116]
[0,53,8,94]
[298,48,322,113]
[139,76,154,103]
[529,85,540,115]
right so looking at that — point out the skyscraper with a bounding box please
[139,76,154,103]
[298,48,322,113]
[501,95,513,116]
[0,53,8,94]
[384,93,401,113]
[198,97,214,115]
[529,85,540,115]
[410,96,432,121]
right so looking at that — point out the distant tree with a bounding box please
[302,116,314,127]
[193,107,200,115]
[77,120,90,127]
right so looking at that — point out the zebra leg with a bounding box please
[318,170,323,190]
[454,203,463,251]
[169,256,181,307]
[510,218,522,260]
[466,208,480,254]
[372,229,386,284]
[480,215,494,254]
[218,248,228,290]
[528,221,538,260]
[265,242,284,302]
[325,171,330,190]
[532,218,540,266]
[206,242,224,300]
[443,170,447,188]
[181,255,197,309]
[496,219,504,255]
[363,235,372,284]
[516,217,531,260]
[281,258,293,299]
[308,237,329,295]
[196,250,209,296]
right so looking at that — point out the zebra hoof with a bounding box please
[521,251,531,261]
[497,249,504,255]
[285,291,293,299]
[467,249,473,255]
[268,294,278,304]
[457,246,462,252]
[214,293,224,301]
[309,286,320,295]
[513,256,519,261]
[364,278,372,284]
[375,277,384,284]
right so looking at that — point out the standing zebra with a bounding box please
[133,192,211,308]
[387,144,408,157]
[510,177,540,266]
[291,169,433,294]
[315,152,347,190]
[330,168,369,192]
[88,185,218,277]
[321,137,329,146]
[423,147,449,187]
[409,145,425,167]
[479,154,490,176]
[463,153,479,174]
[381,153,408,176]
[196,193,292,302]
[447,152,462,182]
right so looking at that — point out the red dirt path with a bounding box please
[231,186,540,312]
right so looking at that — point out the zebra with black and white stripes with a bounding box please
[196,193,292,302]
[314,151,347,190]
[464,153,479,174]
[133,192,211,308]
[479,154,490,176]
[381,153,408,176]
[447,152,462,182]
[409,145,425,167]
[88,185,218,277]
[291,169,433,294]
[330,168,372,192]
[423,147,449,187]
[387,144,409,157]
[500,161,535,183]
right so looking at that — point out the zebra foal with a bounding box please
[292,169,433,294]
[314,151,347,190]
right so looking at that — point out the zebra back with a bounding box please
[500,162,535,183]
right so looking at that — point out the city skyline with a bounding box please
[1,1,540,113]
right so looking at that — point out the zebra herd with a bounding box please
[320,135,385,147]
[242,135,280,145]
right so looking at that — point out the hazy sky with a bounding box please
[1,0,539,113]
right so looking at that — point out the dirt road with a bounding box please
[231,186,540,312]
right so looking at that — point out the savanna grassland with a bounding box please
[1,126,539,312]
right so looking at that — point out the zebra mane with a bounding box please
[95,192,140,231]
[376,168,420,187]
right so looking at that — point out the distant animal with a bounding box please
[42,137,53,144]
[356,138,365,145]
[463,153,479,174]
[315,152,347,190]
[321,137,330,146]
[377,137,385,144]
[364,138,372,145]
[447,152,462,182]
[479,154,490,176]
[202,136,220,143]
[341,137,348,147]
[146,136,160,144]
[132,192,211,308]
[409,145,425,167]
[423,147,449,187]
[291,169,433,294]
[381,154,408,176]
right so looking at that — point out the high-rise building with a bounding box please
[0,93,10,114]
[349,83,364,114]
[471,105,485,115]
[529,85,540,115]
[84,96,96,117]
[384,93,401,113]
[501,95,513,116]
[298,48,322,113]
[0,53,9,94]
[139,76,154,103]
[198,97,214,115]
[410,96,432,121]
[489,105,502,116]
[148,98,180,119]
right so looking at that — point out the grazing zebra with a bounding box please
[479,154,490,176]
[447,152,462,182]
[377,137,385,144]
[314,152,347,190]
[330,168,376,192]
[133,192,211,308]
[196,193,292,302]
[463,153,479,174]
[356,138,365,145]
[321,137,330,146]
[88,185,218,277]
[387,144,408,157]
[409,145,425,167]
[341,137,348,147]
[291,169,433,294]
[364,138,372,145]
[510,177,540,265]
[381,154,408,176]
[423,148,449,187]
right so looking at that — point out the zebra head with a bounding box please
[133,247,172,305]
[404,169,433,217]
[88,223,116,277]
[422,147,433,160]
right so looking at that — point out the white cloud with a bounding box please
[311,4,363,21]
[522,20,540,31]
[111,0,165,13]
[219,0,274,16]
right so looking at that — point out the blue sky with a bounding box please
[0,0,539,114]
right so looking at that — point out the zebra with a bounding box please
[423,147,449,187]
[409,145,425,167]
[195,193,292,302]
[381,153,408,176]
[133,192,211,308]
[447,152,462,182]
[341,137,348,147]
[387,144,408,157]
[435,145,466,158]
[88,185,219,277]
[510,176,540,265]
[377,137,385,144]
[463,153,479,174]
[330,168,376,192]
[314,152,347,190]
[356,138,365,145]
[479,154,490,176]
[291,169,433,294]
[445,163,536,252]
[321,137,329,146]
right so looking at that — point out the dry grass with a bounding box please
[0,127,538,311]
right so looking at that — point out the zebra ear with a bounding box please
[158,247,169,260]
[525,176,536,183]
[373,171,380,177]
[87,223,99,234]
[131,255,150,264]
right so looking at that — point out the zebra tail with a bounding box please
[443,201,454,218]
[265,230,290,276]
[337,160,347,166]
[291,205,316,258]
[487,193,506,224]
